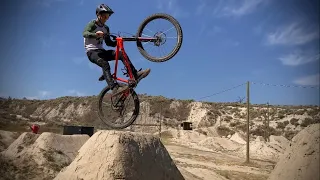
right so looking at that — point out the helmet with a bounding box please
[96,4,114,15]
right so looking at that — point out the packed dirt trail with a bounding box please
[164,142,273,180]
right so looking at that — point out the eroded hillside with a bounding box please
[0,95,319,140]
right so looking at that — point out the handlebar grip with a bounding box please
[109,34,117,40]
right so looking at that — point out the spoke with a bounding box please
[158,26,175,36]
[145,28,154,34]
[142,33,152,37]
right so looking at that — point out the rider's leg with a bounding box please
[98,50,150,81]
[117,50,151,80]
[87,49,127,94]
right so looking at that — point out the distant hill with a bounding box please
[0,94,319,140]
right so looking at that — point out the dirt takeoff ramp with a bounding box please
[268,124,320,180]
[54,130,185,180]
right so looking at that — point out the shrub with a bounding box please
[251,125,265,137]
[236,123,247,132]
[217,126,235,137]
[290,118,299,126]
[284,130,299,140]
[230,121,241,127]
[223,115,233,123]
[301,117,319,127]
[276,122,287,129]
[268,126,282,136]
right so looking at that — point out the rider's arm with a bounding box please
[83,20,97,38]
[104,26,117,47]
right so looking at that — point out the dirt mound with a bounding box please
[198,137,242,152]
[268,124,320,180]
[54,130,184,180]
[0,130,21,152]
[229,132,246,145]
[1,132,89,180]
[237,135,288,161]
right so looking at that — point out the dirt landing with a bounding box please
[268,123,320,180]
[54,130,184,180]
[1,132,89,180]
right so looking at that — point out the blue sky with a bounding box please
[0,0,319,105]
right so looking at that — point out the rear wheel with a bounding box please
[136,13,183,62]
[97,85,140,129]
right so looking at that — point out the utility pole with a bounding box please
[246,81,250,163]
[159,101,162,140]
[267,102,270,142]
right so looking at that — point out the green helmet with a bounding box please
[96,4,114,15]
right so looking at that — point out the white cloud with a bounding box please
[293,74,320,86]
[156,0,189,18]
[278,49,320,66]
[68,90,86,96]
[195,0,207,16]
[266,22,319,46]
[39,90,51,98]
[213,0,268,18]
[25,96,39,100]
[23,90,51,100]
[226,0,266,16]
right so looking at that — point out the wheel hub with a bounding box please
[154,32,166,46]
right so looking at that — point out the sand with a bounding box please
[268,123,320,180]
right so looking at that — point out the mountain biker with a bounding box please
[83,4,151,94]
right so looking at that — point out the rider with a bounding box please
[83,4,151,94]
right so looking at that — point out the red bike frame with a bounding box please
[112,36,157,85]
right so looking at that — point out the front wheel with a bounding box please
[136,13,183,62]
[97,85,140,129]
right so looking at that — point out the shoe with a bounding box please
[99,68,151,82]
[135,68,151,81]
[98,74,105,81]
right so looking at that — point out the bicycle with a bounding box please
[97,13,183,129]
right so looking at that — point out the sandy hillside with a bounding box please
[54,130,184,180]
[1,132,89,180]
[268,123,320,180]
